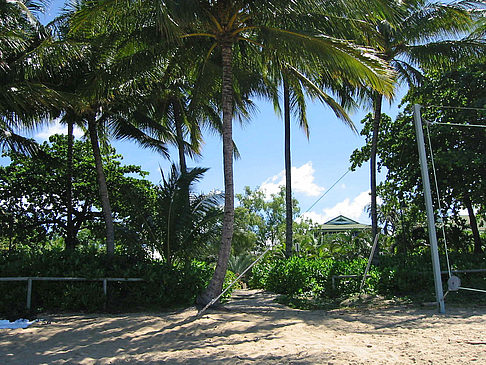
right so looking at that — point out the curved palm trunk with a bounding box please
[197,42,234,306]
[88,115,115,256]
[173,99,187,174]
[371,92,382,265]
[65,117,75,250]
[283,79,293,258]
[464,196,482,254]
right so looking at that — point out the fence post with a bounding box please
[103,279,107,296]
[26,278,32,310]
[103,279,108,310]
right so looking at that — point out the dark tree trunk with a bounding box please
[371,92,382,265]
[88,115,115,256]
[196,42,234,306]
[65,117,75,250]
[464,196,482,254]
[173,99,187,174]
[283,78,293,258]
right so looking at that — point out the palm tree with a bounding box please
[132,79,204,175]
[270,65,358,258]
[67,0,394,305]
[144,164,223,265]
[261,3,400,258]
[362,0,483,263]
[54,1,176,255]
[0,0,67,154]
[173,0,395,305]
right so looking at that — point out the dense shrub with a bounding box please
[251,256,377,297]
[0,248,238,319]
[265,257,317,295]
[377,252,486,295]
[250,252,486,300]
[249,258,275,289]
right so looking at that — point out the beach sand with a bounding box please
[1,289,485,364]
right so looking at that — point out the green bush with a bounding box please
[377,252,486,295]
[249,252,486,300]
[249,259,275,289]
[265,257,315,295]
[0,249,238,319]
[252,256,356,297]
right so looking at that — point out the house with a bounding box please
[317,215,371,236]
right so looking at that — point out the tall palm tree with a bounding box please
[67,0,394,305]
[269,66,355,258]
[173,0,394,305]
[55,1,175,255]
[262,4,398,258]
[362,0,483,263]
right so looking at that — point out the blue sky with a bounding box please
[13,1,410,225]
[30,99,408,226]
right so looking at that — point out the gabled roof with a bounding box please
[319,215,371,232]
[323,215,360,226]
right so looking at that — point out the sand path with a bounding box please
[1,289,485,364]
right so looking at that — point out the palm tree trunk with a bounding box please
[173,99,187,174]
[283,78,293,258]
[65,117,75,250]
[197,42,234,306]
[464,196,482,254]
[88,115,115,256]
[371,92,382,265]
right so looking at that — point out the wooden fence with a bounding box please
[0,277,144,309]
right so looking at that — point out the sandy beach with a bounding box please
[1,289,485,364]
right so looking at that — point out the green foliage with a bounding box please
[138,164,223,264]
[234,186,300,254]
[307,230,375,260]
[350,61,486,254]
[0,134,153,251]
[251,256,376,298]
[0,249,239,319]
[248,258,275,289]
[266,257,331,296]
[251,252,486,304]
[1,0,66,154]
[227,253,256,284]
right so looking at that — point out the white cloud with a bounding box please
[301,190,371,224]
[259,161,325,199]
[36,120,84,140]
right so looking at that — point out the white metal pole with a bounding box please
[413,104,445,314]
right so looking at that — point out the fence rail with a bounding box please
[0,277,144,309]
[331,269,486,289]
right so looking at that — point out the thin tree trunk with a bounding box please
[88,115,115,256]
[173,99,187,174]
[65,117,75,250]
[371,92,382,265]
[197,42,234,306]
[464,196,482,254]
[283,78,293,258]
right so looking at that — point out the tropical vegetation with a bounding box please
[1,0,485,316]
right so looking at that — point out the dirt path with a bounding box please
[1,289,485,364]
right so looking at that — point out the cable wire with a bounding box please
[425,121,452,278]
[302,168,351,216]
